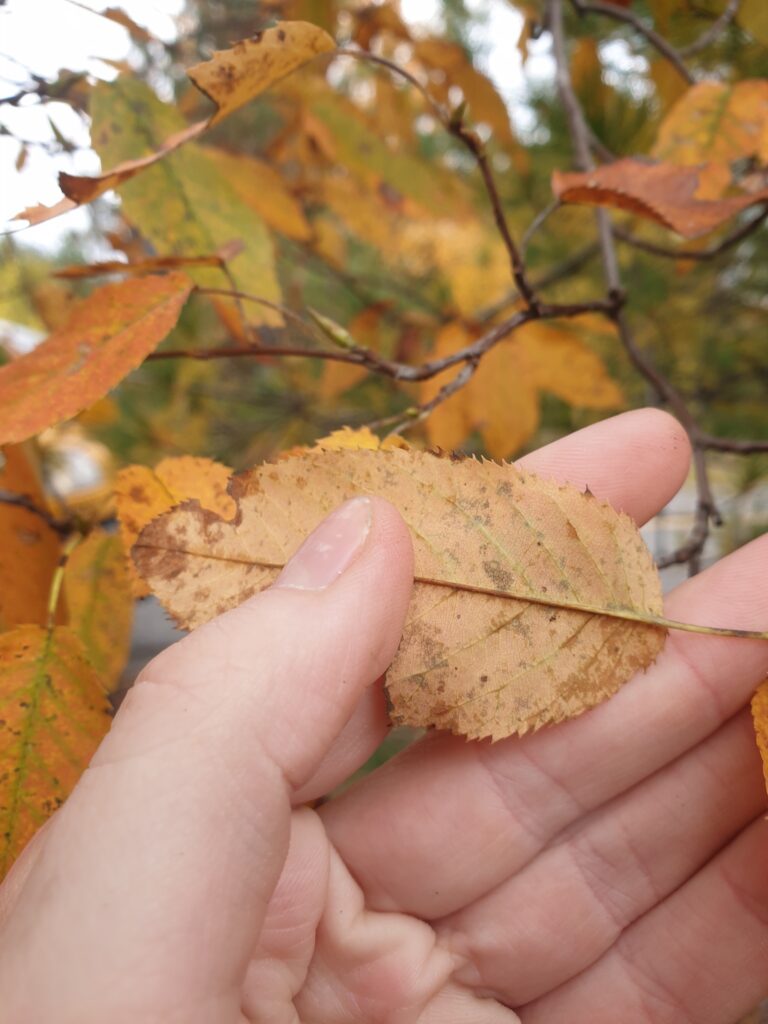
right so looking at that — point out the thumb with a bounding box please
[0,497,413,1021]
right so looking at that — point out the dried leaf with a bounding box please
[63,531,134,691]
[751,680,768,797]
[552,159,768,239]
[114,456,236,596]
[421,318,623,458]
[0,446,62,631]
[0,626,111,879]
[187,22,335,126]
[0,273,192,446]
[133,448,665,741]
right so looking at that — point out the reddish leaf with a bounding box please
[0,273,193,445]
[552,159,768,239]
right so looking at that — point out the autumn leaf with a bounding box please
[421,318,623,458]
[90,79,282,325]
[133,447,666,741]
[0,273,192,446]
[114,456,236,596]
[0,446,62,631]
[313,426,410,450]
[16,21,335,226]
[652,80,768,197]
[552,159,768,239]
[0,625,111,879]
[751,680,768,797]
[187,21,335,125]
[63,530,134,692]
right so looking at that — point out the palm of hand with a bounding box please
[1,411,766,1024]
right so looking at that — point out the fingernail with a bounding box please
[274,497,372,590]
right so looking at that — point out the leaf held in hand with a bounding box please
[133,447,666,741]
[0,273,192,445]
[0,626,111,879]
[115,456,236,596]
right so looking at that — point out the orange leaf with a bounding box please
[552,159,768,239]
[0,625,111,879]
[0,273,193,445]
[114,456,236,596]
[0,446,62,630]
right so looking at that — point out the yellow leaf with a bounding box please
[63,530,134,692]
[114,456,236,597]
[428,221,513,318]
[314,426,410,450]
[200,147,311,241]
[132,448,666,741]
[91,79,282,326]
[0,625,111,879]
[0,446,62,631]
[653,80,768,184]
[751,680,768,797]
[421,317,624,458]
[187,21,335,126]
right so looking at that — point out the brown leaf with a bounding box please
[0,625,111,879]
[552,159,768,239]
[133,448,665,741]
[54,243,244,279]
[0,273,192,445]
[114,456,237,597]
[751,680,768,797]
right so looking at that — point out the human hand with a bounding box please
[1,409,766,1023]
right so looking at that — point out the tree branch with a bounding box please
[678,0,741,57]
[0,491,71,535]
[613,207,767,261]
[570,0,694,84]
[551,0,721,572]
[338,47,541,310]
[698,435,768,455]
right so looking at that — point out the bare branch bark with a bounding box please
[613,207,767,261]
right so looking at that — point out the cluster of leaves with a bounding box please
[1,0,767,885]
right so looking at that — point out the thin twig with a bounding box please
[522,199,561,256]
[698,435,768,455]
[613,207,767,261]
[0,491,72,535]
[337,47,541,310]
[570,0,694,84]
[477,241,601,322]
[678,0,741,57]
